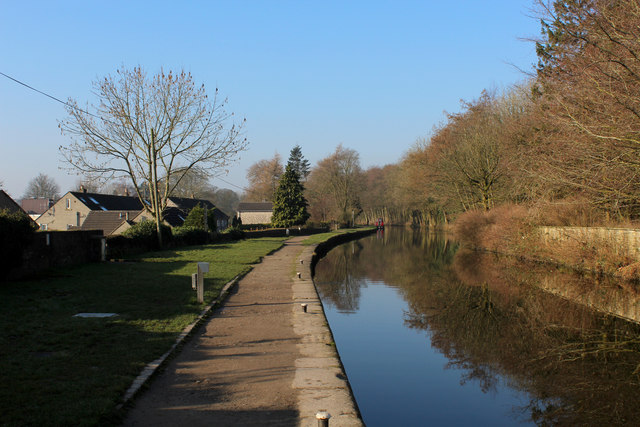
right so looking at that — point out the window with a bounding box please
[40,224,48,231]
[66,198,71,209]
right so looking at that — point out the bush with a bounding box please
[0,209,36,277]
[173,226,209,246]
[223,226,245,240]
[182,204,217,232]
[122,220,172,249]
[452,204,531,252]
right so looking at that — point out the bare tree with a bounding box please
[534,0,640,217]
[161,167,213,199]
[24,173,60,200]
[59,67,247,245]
[244,154,283,202]
[74,179,102,193]
[307,145,364,224]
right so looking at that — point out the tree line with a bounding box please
[247,0,640,227]
[21,0,635,236]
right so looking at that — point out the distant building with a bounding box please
[37,190,144,232]
[165,196,229,231]
[21,198,55,221]
[36,190,228,234]
[236,202,273,225]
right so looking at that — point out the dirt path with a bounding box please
[122,237,306,426]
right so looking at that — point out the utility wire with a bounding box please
[2,70,250,192]
[0,71,103,121]
[213,175,248,192]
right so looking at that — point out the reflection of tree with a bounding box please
[315,229,458,312]
[412,248,640,426]
[314,243,366,313]
[315,229,640,425]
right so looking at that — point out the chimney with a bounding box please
[80,185,87,193]
[124,187,129,197]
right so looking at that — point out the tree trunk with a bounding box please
[151,129,163,247]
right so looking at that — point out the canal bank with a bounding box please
[121,232,367,426]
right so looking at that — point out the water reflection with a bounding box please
[314,228,640,426]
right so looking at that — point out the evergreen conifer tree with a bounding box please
[271,164,310,227]
[287,145,311,181]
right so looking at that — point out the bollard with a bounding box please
[301,303,308,313]
[195,262,209,304]
[316,411,331,427]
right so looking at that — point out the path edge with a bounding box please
[116,268,251,410]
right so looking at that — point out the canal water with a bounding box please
[313,228,640,426]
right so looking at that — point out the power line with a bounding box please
[0,71,102,121]
[212,175,247,192]
[2,70,250,192]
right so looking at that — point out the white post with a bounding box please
[196,262,209,304]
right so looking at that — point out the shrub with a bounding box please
[452,204,531,253]
[182,204,217,232]
[173,226,209,246]
[223,226,245,240]
[122,220,172,248]
[0,209,36,277]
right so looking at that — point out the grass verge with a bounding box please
[0,237,286,426]
[302,227,375,246]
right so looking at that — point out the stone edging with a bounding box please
[117,271,248,409]
[293,233,373,427]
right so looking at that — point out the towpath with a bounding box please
[122,235,362,427]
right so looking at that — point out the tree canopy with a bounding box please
[59,66,247,245]
[24,173,60,200]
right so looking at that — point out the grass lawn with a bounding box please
[0,237,286,426]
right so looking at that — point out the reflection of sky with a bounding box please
[319,280,533,426]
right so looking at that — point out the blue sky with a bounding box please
[0,1,541,199]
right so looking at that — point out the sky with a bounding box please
[0,0,542,200]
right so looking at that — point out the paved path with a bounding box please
[122,236,362,427]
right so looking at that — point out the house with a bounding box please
[37,190,144,231]
[236,202,273,225]
[0,190,26,214]
[165,196,229,230]
[0,190,38,227]
[36,190,228,234]
[21,198,55,221]
[80,210,153,235]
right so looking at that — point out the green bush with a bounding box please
[122,220,172,248]
[223,226,245,240]
[173,226,209,246]
[0,209,36,278]
[182,204,217,232]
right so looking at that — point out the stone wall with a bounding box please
[238,211,272,225]
[539,226,640,259]
[8,230,104,280]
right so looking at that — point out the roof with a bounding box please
[167,196,215,211]
[70,191,144,211]
[237,202,273,212]
[162,207,188,228]
[0,190,27,214]
[80,210,142,235]
[21,198,54,215]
